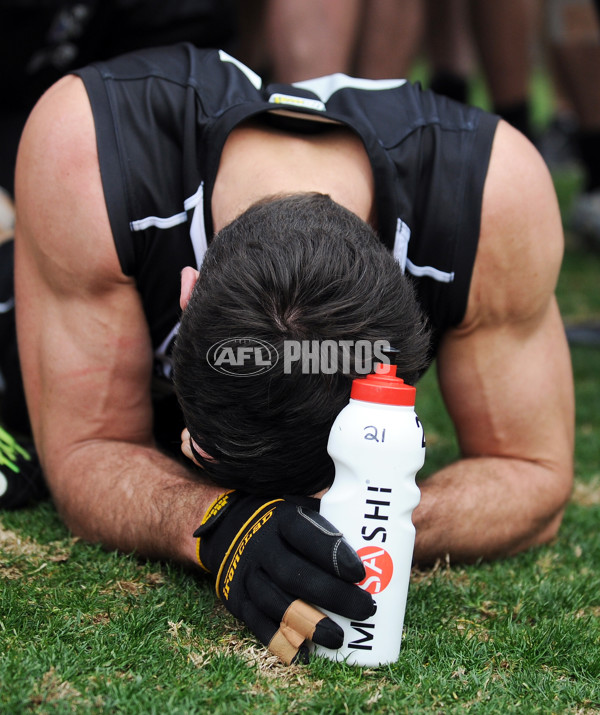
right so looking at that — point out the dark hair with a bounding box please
[173,193,430,495]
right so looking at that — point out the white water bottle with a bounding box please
[313,362,425,666]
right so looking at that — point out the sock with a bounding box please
[578,130,600,192]
[494,100,532,141]
[429,72,469,104]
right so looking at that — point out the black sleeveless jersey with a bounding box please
[73,44,499,384]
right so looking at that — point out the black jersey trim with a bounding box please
[72,65,136,276]
[447,111,500,327]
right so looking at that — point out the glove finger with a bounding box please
[280,505,366,583]
[247,569,344,649]
[282,599,344,650]
[239,599,308,665]
[268,553,376,621]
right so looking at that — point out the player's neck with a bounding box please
[211,119,376,233]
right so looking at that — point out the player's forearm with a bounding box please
[412,455,573,565]
[44,440,224,565]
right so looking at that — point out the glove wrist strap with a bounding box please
[215,499,284,600]
[194,489,235,572]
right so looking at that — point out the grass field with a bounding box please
[2,84,600,714]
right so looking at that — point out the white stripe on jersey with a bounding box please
[154,322,179,380]
[151,184,206,377]
[0,298,15,313]
[219,50,263,90]
[184,183,204,211]
[130,182,204,233]
[293,74,406,104]
[130,212,187,231]
[394,217,454,282]
[189,183,208,269]
[130,185,455,286]
[406,258,455,283]
[393,218,411,272]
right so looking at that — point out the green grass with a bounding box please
[3,82,600,714]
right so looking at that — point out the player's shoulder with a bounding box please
[15,75,121,285]
[19,75,95,177]
[461,120,564,330]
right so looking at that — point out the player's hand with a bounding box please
[194,491,375,663]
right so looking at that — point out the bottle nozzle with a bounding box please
[351,361,416,406]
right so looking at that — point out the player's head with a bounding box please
[173,193,430,495]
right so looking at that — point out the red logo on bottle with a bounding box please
[356,546,394,594]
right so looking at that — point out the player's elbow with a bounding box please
[510,502,568,557]
[529,465,574,548]
[533,508,567,547]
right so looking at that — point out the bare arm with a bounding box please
[413,121,575,564]
[14,76,223,564]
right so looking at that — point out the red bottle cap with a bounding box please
[350,362,416,406]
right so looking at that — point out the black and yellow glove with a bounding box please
[194,491,375,664]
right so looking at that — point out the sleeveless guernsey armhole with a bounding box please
[447,111,500,327]
[71,66,136,277]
